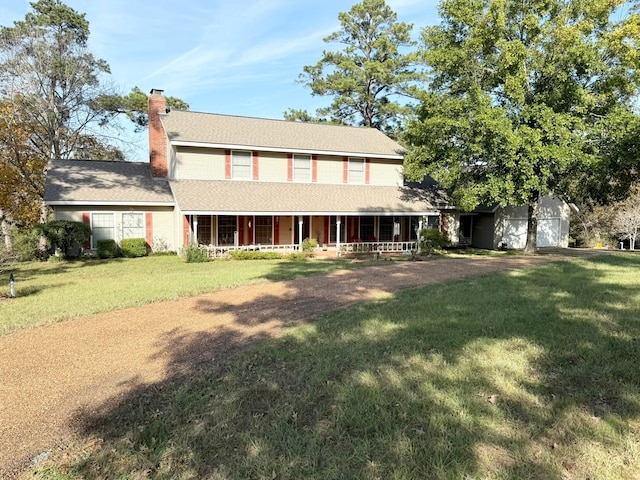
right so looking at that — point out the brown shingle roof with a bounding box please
[161,111,405,158]
[170,180,450,215]
[44,160,174,205]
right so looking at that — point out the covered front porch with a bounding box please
[183,213,443,257]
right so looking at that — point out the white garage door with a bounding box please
[503,219,527,249]
[537,218,560,247]
[503,218,561,248]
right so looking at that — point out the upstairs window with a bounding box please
[293,154,311,182]
[348,157,365,184]
[232,151,252,179]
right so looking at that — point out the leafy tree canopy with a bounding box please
[0,1,187,232]
[294,0,424,133]
[405,0,640,252]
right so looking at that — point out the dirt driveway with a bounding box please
[0,254,576,478]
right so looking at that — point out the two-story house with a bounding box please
[44,89,453,254]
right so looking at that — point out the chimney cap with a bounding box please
[150,88,164,95]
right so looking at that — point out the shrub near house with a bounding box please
[120,238,148,257]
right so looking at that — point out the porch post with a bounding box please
[298,219,304,247]
[193,216,198,245]
[336,217,341,255]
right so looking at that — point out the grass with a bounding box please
[27,254,640,479]
[0,255,359,335]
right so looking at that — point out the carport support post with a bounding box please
[298,219,303,248]
[336,217,341,256]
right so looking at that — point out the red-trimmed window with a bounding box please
[293,154,311,182]
[91,212,115,249]
[232,151,252,179]
[121,212,145,239]
[348,157,365,184]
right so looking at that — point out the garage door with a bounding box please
[503,219,528,249]
[537,218,560,247]
[503,218,561,248]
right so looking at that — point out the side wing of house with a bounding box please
[44,160,178,252]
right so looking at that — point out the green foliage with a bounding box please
[36,220,90,258]
[120,238,148,258]
[97,239,117,259]
[301,238,318,252]
[99,86,189,133]
[296,0,424,132]
[228,250,283,260]
[405,0,640,252]
[182,245,209,263]
[10,226,40,261]
[419,228,449,254]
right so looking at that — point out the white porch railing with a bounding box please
[198,241,418,258]
[202,243,301,258]
[340,241,418,254]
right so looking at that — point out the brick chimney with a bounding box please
[148,89,168,178]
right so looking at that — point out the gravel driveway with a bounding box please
[0,255,569,478]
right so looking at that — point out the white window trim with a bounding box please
[231,150,253,180]
[293,154,312,182]
[91,212,116,249]
[348,157,365,184]
[90,211,148,249]
[120,212,146,240]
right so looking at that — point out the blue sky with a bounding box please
[1,0,441,159]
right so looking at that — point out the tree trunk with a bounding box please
[0,210,12,252]
[523,191,540,255]
[38,199,49,257]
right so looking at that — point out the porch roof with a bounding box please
[170,179,451,215]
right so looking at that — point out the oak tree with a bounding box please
[405,0,640,253]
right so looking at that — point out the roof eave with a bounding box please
[170,140,405,160]
[46,201,175,207]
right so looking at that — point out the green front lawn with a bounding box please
[0,255,357,335]
[30,254,640,479]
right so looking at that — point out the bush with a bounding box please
[97,239,118,259]
[228,250,282,260]
[301,238,318,252]
[120,238,148,258]
[11,226,40,261]
[420,228,449,255]
[183,245,209,263]
[36,220,91,259]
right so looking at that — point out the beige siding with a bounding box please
[53,208,82,222]
[369,158,404,186]
[316,155,344,184]
[259,152,288,182]
[152,209,178,251]
[53,206,178,251]
[174,147,226,180]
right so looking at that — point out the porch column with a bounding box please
[336,217,341,255]
[193,216,198,245]
[298,219,303,247]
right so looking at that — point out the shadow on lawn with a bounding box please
[64,255,640,479]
